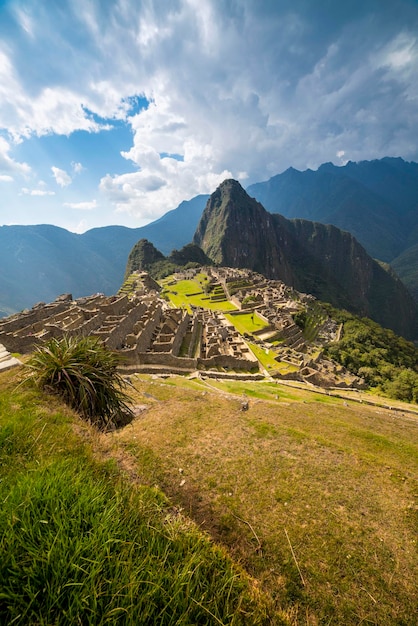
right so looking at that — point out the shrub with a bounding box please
[293,310,307,330]
[26,336,134,430]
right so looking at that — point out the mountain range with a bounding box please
[0,196,207,317]
[248,157,418,264]
[1,157,417,328]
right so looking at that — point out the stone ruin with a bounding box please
[0,267,364,388]
[205,267,364,389]
[0,286,258,375]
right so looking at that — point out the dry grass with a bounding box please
[108,374,418,625]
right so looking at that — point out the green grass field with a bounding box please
[2,362,418,624]
[225,312,269,334]
[0,367,277,625]
[247,342,299,374]
[162,278,237,311]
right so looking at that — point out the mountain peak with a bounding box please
[193,178,290,276]
[193,178,418,339]
[218,178,243,189]
[212,178,252,201]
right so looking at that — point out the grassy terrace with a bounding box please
[248,342,298,375]
[116,374,418,625]
[161,275,237,312]
[224,311,269,335]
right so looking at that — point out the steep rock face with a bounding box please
[194,180,418,339]
[194,180,294,282]
[283,219,417,336]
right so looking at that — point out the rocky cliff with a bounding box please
[193,180,418,339]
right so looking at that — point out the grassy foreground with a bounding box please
[2,363,418,624]
[0,367,276,625]
[113,374,418,625]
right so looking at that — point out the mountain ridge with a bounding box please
[246,158,418,301]
[0,194,208,316]
[193,179,418,339]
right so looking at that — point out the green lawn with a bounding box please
[246,342,281,370]
[225,311,269,334]
[162,278,237,311]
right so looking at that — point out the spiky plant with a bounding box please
[26,336,134,430]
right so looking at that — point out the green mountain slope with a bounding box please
[0,195,208,315]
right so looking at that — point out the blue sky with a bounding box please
[1,0,418,233]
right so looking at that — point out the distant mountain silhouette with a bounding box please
[193,179,418,339]
[0,195,208,316]
[247,158,418,286]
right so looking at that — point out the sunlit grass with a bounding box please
[225,312,269,334]
[114,374,418,625]
[162,278,237,311]
[246,342,299,374]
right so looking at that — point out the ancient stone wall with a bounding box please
[0,301,69,335]
[104,305,147,350]
[171,312,190,356]
[140,352,197,370]
[198,354,259,371]
[136,307,163,352]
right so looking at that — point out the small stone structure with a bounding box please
[0,343,21,372]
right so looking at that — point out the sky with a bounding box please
[0,0,418,233]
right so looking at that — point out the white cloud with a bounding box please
[0,136,31,175]
[0,174,13,182]
[51,166,72,187]
[63,200,97,210]
[72,161,84,174]
[21,187,55,196]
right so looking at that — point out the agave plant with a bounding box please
[27,335,134,430]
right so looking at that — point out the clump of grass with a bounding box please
[26,336,134,430]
